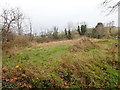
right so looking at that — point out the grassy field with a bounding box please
[2,37,119,88]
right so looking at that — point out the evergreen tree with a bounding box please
[81,25,87,35]
[68,29,72,39]
[77,25,81,35]
[64,28,68,38]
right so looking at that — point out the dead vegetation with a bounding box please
[70,36,97,52]
[2,37,119,88]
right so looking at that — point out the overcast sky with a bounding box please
[0,0,118,33]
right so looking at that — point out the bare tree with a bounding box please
[1,8,16,42]
[0,7,25,42]
[101,0,120,15]
[28,19,33,41]
[80,22,87,26]
[67,22,73,30]
[16,8,24,35]
[67,22,73,39]
[106,21,115,34]
[53,26,59,39]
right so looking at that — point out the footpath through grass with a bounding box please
[2,38,119,88]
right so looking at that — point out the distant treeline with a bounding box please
[0,7,118,52]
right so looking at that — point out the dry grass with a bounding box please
[70,37,97,52]
[2,36,119,88]
[32,36,97,47]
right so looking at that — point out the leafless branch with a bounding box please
[101,0,120,15]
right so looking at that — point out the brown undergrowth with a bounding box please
[70,36,97,52]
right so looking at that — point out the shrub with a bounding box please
[81,25,87,35]
[70,36,96,52]
[92,22,110,39]
[35,37,53,43]
[68,30,72,39]
[2,35,30,54]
